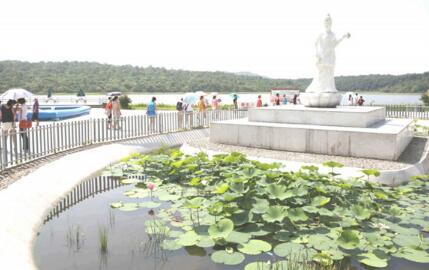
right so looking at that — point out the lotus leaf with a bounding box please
[183,197,205,209]
[262,206,287,223]
[238,239,271,255]
[226,231,251,244]
[302,205,319,213]
[214,183,230,194]
[158,193,181,201]
[193,225,209,236]
[177,230,200,246]
[231,210,253,226]
[208,218,234,239]
[185,246,207,257]
[274,242,305,257]
[240,223,270,236]
[124,189,149,198]
[284,187,308,199]
[393,247,429,263]
[118,203,139,212]
[244,261,271,270]
[361,169,380,177]
[211,250,245,265]
[351,205,372,220]
[313,251,334,266]
[145,220,170,235]
[392,234,421,247]
[292,234,310,244]
[161,239,182,250]
[288,208,308,222]
[273,231,291,242]
[139,201,161,208]
[251,198,269,214]
[323,161,344,168]
[196,236,215,248]
[110,201,123,208]
[327,248,346,261]
[308,234,337,250]
[121,178,140,184]
[169,230,183,238]
[317,208,334,217]
[229,182,248,194]
[223,192,240,201]
[311,196,331,207]
[301,165,319,171]
[208,202,224,216]
[337,230,360,249]
[265,184,288,200]
[358,250,389,268]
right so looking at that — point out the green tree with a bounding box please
[119,95,132,109]
[421,90,429,106]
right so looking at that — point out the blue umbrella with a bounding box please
[183,92,198,104]
[229,93,239,100]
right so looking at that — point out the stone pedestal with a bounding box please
[248,106,385,128]
[210,106,413,161]
[300,92,342,108]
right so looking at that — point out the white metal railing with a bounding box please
[0,110,248,172]
[384,105,429,119]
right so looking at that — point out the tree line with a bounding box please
[0,60,427,95]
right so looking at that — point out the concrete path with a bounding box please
[181,143,366,179]
[0,129,208,270]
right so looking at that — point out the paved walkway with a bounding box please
[0,129,208,270]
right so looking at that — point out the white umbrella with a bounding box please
[183,92,198,104]
[0,88,34,101]
[210,92,219,97]
[195,91,207,97]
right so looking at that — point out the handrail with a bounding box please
[383,104,429,119]
[0,110,248,172]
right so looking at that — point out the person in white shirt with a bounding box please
[354,93,359,106]
[184,103,193,129]
[348,94,353,106]
[17,98,29,152]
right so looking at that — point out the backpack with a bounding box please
[176,101,183,111]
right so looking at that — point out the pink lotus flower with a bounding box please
[146,182,155,191]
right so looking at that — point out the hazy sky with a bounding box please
[0,0,428,78]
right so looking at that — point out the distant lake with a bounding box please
[128,92,423,106]
[34,92,423,106]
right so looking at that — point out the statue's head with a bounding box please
[324,14,332,30]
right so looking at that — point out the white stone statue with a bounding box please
[301,14,351,107]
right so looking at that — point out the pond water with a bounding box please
[33,174,428,270]
[33,176,271,270]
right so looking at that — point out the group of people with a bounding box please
[256,94,299,107]
[0,98,40,153]
[348,93,365,106]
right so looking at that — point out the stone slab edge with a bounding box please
[0,129,209,270]
[376,137,429,186]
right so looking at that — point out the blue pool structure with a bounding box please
[26,105,91,121]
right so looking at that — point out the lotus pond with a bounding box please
[34,149,429,270]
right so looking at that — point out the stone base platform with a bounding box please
[210,118,413,161]
[248,106,386,128]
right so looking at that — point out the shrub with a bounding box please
[119,95,132,109]
[421,90,429,106]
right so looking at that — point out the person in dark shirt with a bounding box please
[274,93,281,106]
[1,100,17,148]
[32,98,40,127]
[293,94,298,105]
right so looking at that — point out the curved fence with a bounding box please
[0,110,247,172]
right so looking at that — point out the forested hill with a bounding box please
[0,60,427,94]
